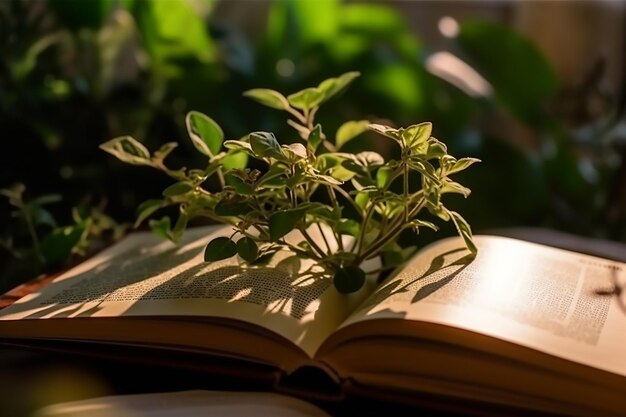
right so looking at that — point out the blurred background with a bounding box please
[1,0,625,294]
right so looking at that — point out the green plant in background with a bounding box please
[101,73,479,293]
[0,184,125,292]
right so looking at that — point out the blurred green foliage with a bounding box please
[1,0,624,292]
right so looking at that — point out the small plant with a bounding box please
[0,183,125,291]
[101,72,479,293]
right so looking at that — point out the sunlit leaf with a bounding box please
[283,143,307,161]
[221,151,248,171]
[243,88,290,110]
[402,122,431,149]
[376,165,394,189]
[337,219,360,237]
[336,120,369,149]
[448,157,481,174]
[133,0,216,77]
[318,71,360,103]
[287,87,324,110]
[448,210,477,255]
[100,136,153,166]
[224,140,253,153]
[204,236,237,261]
[186,111,223,157]
[368,124,400,141]
[426,137,447,158]
[308,124,323,152]
[441,180,471,197]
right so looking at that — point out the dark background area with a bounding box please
[1,0,625,292]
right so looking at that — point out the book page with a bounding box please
[340,235,626,376]
[0,226,373,360]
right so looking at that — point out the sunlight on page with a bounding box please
[347,235,626,376]
[0,225,374,358]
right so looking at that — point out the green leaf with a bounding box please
[336,120,369,149]
[204,236,237,262]
[382,246,417,268]
[333,266,366,294]
[236,237,258,262]
[152,142,178,164]
[214,200,250,216]
[308,124,323,152]
[355,191,369,210]
[132,0,216,78]
[402,122,432,149]
[249,132,285,160]
[171,212,188,243]
[39,223,86,266]
[376,166,395,189]
[243,88,290,110]
[221,151,248,171]
[457,20,557,125]
[149,216,172,241]
[225,174,254,195]
[223,140,253,153]
[367,124,400,141]
[252,251,278,266]
[135,199,168,228]
[318,71,360,103]
[269,208,306,240]
[448,210,477,255]
[32,207,57,228]
[337,219,360,237]
[257,164,288,188]
[275,255,301,275]
[162,182,194,197]
[408,219,438,232]
[441,180,471,198]
[287,87,324,110]
[186,111,224,157]
[426,137,447,159]
[100,136,153,166]
[448,157,481,174]
[282,143,307,161]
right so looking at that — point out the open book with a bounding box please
[1,225,625,417]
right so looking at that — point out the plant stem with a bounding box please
[23,207,44,265]
[285,107,307,125]
[355,194,426,263]
[298,227,327,257]
[330,184,364,217]
[316,223,332,253]
[325,185,344,251]
[355,202,375,255]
